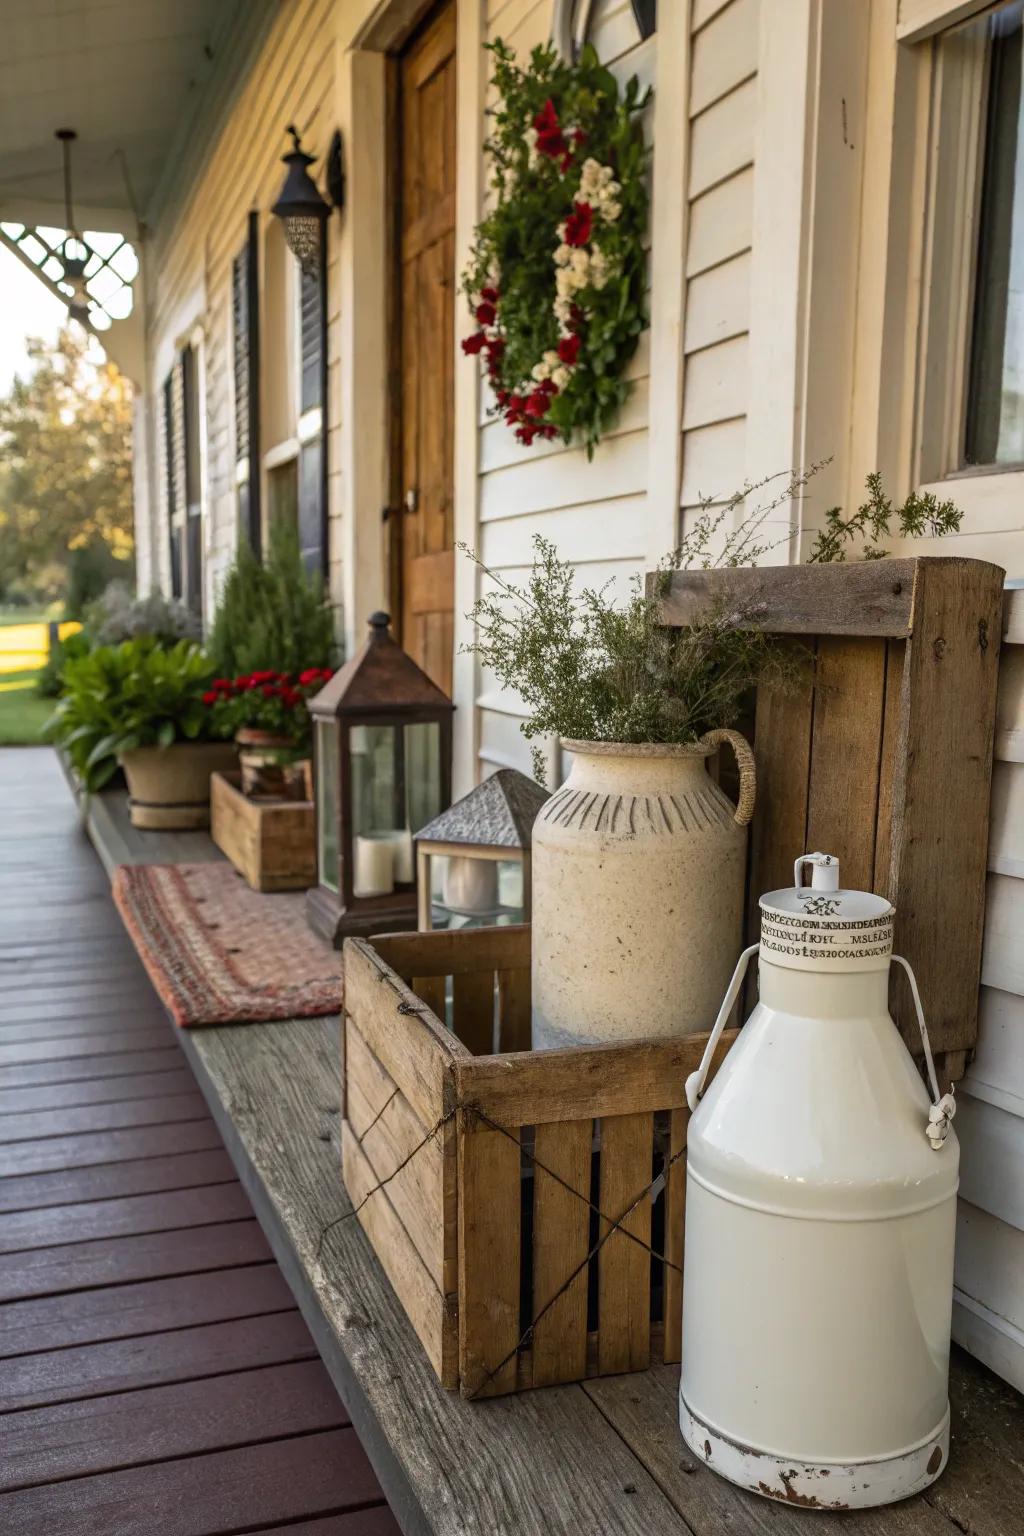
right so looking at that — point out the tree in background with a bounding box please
[0,325,134,608]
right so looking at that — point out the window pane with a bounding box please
[966,2,1024,466]
[316,720,339,892]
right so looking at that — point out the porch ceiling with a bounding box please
[0,0,245,230]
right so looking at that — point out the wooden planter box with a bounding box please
[210,772,316,892]
[342,924,733,1399]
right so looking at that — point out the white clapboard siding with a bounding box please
[688,77,756,198]
[679,1,756,541]
[481,494,647,567]
[689,0,758,116]
[681,334,749,431]
[996,643,1024,762]
[683,252,752,354]
[475,0,654,781]
[953,1202,1024,1395]
[989,761,1024,879]
[953,620,1024,1392]
[679,417,746,506]
[480,429,648,521]
[692,0,735,28]
[686,167,754,277]
[965,987,1024,1113]
[955,1093,1024,1234]
[980,874,1024,998]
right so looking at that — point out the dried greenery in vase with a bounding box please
[462,471,963,783]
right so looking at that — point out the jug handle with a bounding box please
[698,729,756,826]
[685,944,759,1112]
[892,954,957,1150]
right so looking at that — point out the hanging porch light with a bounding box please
[271,125,332,274]
[55,129,89,319]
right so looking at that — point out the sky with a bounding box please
[0,245,65,393]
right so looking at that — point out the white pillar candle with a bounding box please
[354,834,395,896]
[387,828,414,884]
[442,855,498,914]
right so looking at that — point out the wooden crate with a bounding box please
[342,924,733,1399]
[341,556,1003,1400]
[210,771,316,892]
[656,556,1005,1075]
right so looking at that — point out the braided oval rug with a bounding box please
[113,862,342,1027]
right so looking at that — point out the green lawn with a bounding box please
[0,668,54,746]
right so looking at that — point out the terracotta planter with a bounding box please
[530,732,756,1049]
[236,728,302,799]
[120,741,239,830]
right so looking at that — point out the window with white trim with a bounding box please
[915,0,1024,483]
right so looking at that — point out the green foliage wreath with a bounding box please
[461,41,649,456]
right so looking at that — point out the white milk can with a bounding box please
[679,852,959,1510]
[531,732,755,1049]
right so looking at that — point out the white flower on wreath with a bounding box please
[551,365,570,390]
[554,294,574,331]
[524,124,539,168]
[554,242,572,268]
[589,248,611,290]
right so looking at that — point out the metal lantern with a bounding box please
[271,124,332,274]
[55,129,89,319]
[414,769,549,931]
[680,851,959,1510]
[305,612,453,946]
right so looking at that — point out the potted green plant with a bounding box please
[46,637,237,828]
[463,472,964,1051]
[208,667,334,798]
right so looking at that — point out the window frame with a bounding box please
[900,0,1024,525]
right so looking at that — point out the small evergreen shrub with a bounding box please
[208,522,336,678]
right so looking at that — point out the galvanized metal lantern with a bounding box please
[306,612,453,946]
[414,769,549,931]
[680,852,959,1510]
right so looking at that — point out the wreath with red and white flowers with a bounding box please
[461,41,649,455]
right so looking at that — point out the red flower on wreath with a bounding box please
[462,331,487,355]
[564,201,593,248]
[558,334,582,367]
[475,300,497,326]
[533,98,567,159]
[480,286,499,303]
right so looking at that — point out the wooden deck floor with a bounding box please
[0,748,399,1536]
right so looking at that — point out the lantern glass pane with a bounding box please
[316,720,339,892]
[430,854,524,930]
[349,724,411,896]
[405,722,442,833]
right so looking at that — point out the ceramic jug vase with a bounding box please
[530,731,756,1049]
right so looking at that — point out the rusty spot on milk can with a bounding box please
[927,1446,943,1476]
[757,1470,849,1511]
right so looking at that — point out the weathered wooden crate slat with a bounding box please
[342,557,1003,1399]
[210,772,316,892]
[343,924,732,1399]
[657,555,1005,1068]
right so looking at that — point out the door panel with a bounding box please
[399,0,457,694]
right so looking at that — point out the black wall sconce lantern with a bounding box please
[271,125,343,274]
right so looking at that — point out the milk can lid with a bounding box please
[758,853,894,971]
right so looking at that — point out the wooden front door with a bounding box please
[397,0,457,694]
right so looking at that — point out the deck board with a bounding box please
[0,748,396,1534]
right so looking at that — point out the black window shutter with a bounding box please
[182,346,203,619]
[164,367,185,600]
[233,211,261,555]
[300,262,323,415]
[297,225,329,576]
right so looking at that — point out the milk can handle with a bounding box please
[685,944,759,1112]
[892,954,957,1150]
[698,729,756,826]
